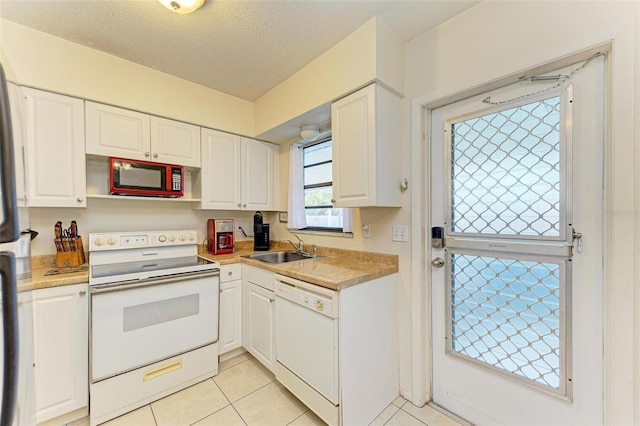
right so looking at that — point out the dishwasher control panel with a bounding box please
[275,275,338,319]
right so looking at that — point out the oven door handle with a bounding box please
[90,270,220,294]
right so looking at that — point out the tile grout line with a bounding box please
[186,378,234,426]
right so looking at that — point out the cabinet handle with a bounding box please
[145,152,150,157]
[269,298,274,303]
[77,197,84,203]
[79,290,86,296]
[153,153,158,158]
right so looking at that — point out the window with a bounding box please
[302,139,344,230]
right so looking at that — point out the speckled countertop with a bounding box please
[30,241,398,291]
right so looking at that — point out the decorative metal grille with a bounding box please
[449,253,562,390]
[450,97,561,236]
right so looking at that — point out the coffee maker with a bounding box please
[207,219,234,255]
[253,211,270,251]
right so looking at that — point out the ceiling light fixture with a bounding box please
[300,125,320,142]
[158,0,205,14]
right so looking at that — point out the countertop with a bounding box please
[30,241,398,291]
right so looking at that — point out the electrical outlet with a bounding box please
[362,223,371,238]
[392,225,409,242]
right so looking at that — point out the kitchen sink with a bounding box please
[243,251,320,264]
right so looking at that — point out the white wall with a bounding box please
[29,202,277,257]
[254,17,405,137]
[404,1,639,422]
[0,19,254,136]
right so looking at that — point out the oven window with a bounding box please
[123,294,199,332]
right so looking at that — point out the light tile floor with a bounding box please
[70,353,463,426]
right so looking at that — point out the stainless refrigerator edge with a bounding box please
[0,62,36,425]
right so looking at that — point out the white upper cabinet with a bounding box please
[85,102,201,167]
[241,137,275,211]
[85,101,149,161]
[150,116,201,167]
[331,83,402,207]
[199,128,277,210]
[199,128,242,210]
[23,87,86,207]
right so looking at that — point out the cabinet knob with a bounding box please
[77,197,84,203]
[153,153,158,158]
[237,203,242,208]
[269,298,275,303]
[331,199,335,204]
[228,271,233,276]
[79,290,86,296]
[145,152,150,157]
[242,204,246,208]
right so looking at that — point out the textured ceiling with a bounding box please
[0,0,478,102]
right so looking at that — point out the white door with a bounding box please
[244,282,275,372]
[200,129,242,210]
[85,101,150,161]
[33,283,88,423]
[430,56,604,425]
[23,88,86,207]
[241,138,274,211]
[149,116,201,167]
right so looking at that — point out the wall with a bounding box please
[29,200,278,256]
[0,19,254,136]
[404,0,639,421]
[253,17,405,137]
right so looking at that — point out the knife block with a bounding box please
[55,236,86,267]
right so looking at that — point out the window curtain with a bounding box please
[287,143,307,229]
[343,208,354,233]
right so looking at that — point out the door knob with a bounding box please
[431,257,445,268]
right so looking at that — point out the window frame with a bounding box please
[300,137,344,232]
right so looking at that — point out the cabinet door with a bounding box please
[241,138,274,211]
[33,283,88,423]
[219,279,242,355]
[200,128,242,210]
[85,101,150,161]
[331,84,376,207]
[23,88,86,207]
[150,116,201,167]
[243,282,275,372]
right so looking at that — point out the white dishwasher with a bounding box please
[274,274,340,425]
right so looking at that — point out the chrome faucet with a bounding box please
[285,234,304,253]
[284,234,304,254]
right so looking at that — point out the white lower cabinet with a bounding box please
[242,265,275,372]
[219,264,242,355]
[33,283,88,425]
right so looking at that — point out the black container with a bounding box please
[253,211,270,251]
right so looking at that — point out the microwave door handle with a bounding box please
[0,66,19,244]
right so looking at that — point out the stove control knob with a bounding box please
[168,235,176,242]
[94,238,105,246]
[158,235,167,243]
[188,233,195,241]
[179,234,186,241]
[107,237,117,246]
